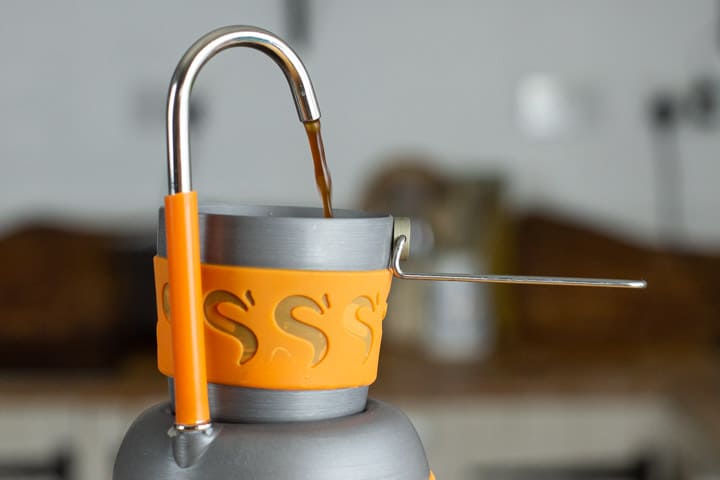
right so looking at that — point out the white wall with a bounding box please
[1,0,718,247]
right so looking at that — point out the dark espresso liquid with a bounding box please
[304,120,333,218]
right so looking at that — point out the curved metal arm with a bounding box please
[391,236,647,288]
[167,25,321,194]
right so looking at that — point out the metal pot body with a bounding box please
[114,205,432,479]
[113,399,430,480]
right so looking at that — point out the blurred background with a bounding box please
[1,1,720,479]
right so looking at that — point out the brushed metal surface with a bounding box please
[114,399,430,479]
[169,380,368,423]
[157,204,394,270]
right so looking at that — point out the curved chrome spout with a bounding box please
[167,26,321,194]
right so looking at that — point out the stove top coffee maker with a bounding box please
[113,26,645,480]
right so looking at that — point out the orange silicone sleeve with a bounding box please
[163,192,210,426]
[155,257,392,390]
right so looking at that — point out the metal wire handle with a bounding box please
[390,236,647,288]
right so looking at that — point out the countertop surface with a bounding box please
[1,343,718,446]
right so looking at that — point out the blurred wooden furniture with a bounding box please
[0,225,156,368]
[499,212,720,350]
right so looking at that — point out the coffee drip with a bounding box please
[304,120,333,218]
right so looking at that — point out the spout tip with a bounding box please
[169,423,218,468]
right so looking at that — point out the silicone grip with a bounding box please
[155,258,392,390]
[164,192,210,426]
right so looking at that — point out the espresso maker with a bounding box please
[113,26,645,480]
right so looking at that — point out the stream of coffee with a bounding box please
[304,120,333,218]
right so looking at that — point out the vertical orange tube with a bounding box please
[164,191,210,426]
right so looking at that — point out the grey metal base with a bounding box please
[113,399,430,480]
[168,379,369,423]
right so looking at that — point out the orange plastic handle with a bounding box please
[164,192,210,426]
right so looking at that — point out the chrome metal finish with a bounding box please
[171,422,213,433]
[167,422,218,469]
[392,217,412,260]
[167,26,321,194]
[391,236,647,288]
[169,379,368,423]
[158,204,394,271]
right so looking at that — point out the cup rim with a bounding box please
[197,203,391,220]
[157,203,395,270]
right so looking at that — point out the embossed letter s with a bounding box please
[204,290,258,364]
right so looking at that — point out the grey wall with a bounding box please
[1,0,718,247]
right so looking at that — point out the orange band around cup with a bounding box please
[155,257,392,390]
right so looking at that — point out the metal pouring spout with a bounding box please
[163,26,321,432]
[167,25,321,195]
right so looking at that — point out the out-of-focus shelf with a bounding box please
[1,343,719,403]
[0,354,167,402]
[0,344,719,479]
[374,342,720,397]
[0,344,718,437]
[372,342,720,454]
[1,344,720,442]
